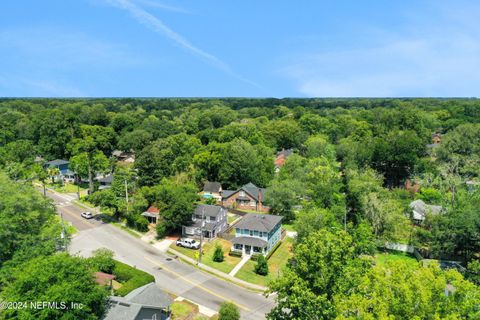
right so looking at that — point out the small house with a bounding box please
[201,181,222,202]
[222,182,269,212]
[274,148,293,173]
[182,204,227,239]
[231,213,282,256]
[97,174,114,190]
[410,199,443,223]
[103,283,172,320]
[141,206,160,224]
[44,159,70,174]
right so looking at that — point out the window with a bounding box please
[250,230,253,236]
[235,244,242,250]
[239,191,245,197]
[253,230,259,236]
[250,201,256,207]
[235,228,240,234]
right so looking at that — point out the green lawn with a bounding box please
[227,213,240,224]
[235,237,294,287]
[375,251,418,267]
[282,223,296,232]
[48,182,87,194]
[170,238,242,274]
[171,300,217,320]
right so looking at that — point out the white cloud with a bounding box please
[104,0,260,88]
[281,4,480,97]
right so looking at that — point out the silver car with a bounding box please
[81,211,93,219]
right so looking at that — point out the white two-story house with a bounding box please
[231,213,283,256]
[182,204,228,239]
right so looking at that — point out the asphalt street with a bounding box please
[45,189,275,319]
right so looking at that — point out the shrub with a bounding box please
[254,255,269,276]
[218,301,240,320]
[250,253,262,261]
[90,248,115,274]
[213,244,224,262]
[229,250,242,257]
[265,241,282,260]
[134,215,149,232]
[156,219,167,238]
[113,261,155,296]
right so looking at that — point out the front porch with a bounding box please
[231,236,268,256]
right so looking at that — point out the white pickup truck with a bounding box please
[176,238,200,249]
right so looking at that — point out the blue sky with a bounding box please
[1,0,479,97]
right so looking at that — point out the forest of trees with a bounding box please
[0,98,479,319]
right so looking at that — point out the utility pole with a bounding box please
[198,206,205,265]
[125,179,129,215]
[60,211,67,251]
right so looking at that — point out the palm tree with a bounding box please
[47,167,60,185]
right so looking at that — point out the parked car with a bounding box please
[176,238,200,249]
[81,211,93,219]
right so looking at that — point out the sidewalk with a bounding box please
[229,254,250,277]
[168,247,267,292]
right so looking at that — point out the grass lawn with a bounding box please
[171,300,216,320]
[227,213,240,224]
[375,251,418,267]
[282,223,296,232]
[235,237,294,287]
[48,182,87,194]
[170,238,242,274]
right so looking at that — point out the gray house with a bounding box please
[410,199,443,223]
[102,283,172,320]
[232,213,283,256]
[182,204,228,239]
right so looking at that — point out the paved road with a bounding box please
[45,189,275,319]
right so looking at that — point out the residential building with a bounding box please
[410,199,443,223]
[96,174,113,190]
[141,205,160,224]
[102,283,172,320]
[231,213,282,256]
[200,181,222,202]
[182,204,227,239]
[44,159,70,174]
[222,182,269,212]
[274,148,293,173]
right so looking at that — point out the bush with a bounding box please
[229,250,242,257]
[218,301,240,320]
[90,248,115,274]
[250,253,262,261]
[113,261,155,296]
[134,215,149,232]
[265,241,282,260]
[156,219,167,238]
[213,245,224,262]
[254,255,269,276]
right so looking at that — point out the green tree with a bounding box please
[213,245,224,262]
[1,254,108,320]
[218,301,240,320]
[89,248,115,274]
[255,255,269,276]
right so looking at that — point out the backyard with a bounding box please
[375,251,418,267]
[234,237,294,287]
[171,300,217,320]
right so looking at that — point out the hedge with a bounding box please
[229,250,242,257]
[266,240,282,260]
[250,253,262,261]
[113,261,155,296]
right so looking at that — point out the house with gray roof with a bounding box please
[182,204,227,239]
[102,283,172,320]
[409,199,443,223]
[232,213,283,256]
[222,182,269,212]
[201,181,223,201]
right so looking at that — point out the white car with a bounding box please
[176,238,200,249]
[81,211,93,219]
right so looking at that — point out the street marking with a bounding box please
[144,256,251,312]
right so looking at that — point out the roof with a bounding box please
[232,236,268,248]
[94,272,115,286]
[410,199,443,220]
[112,150,124,157]
[102,283,172,320]
[194,204,225,218]
[142,205,160,218]
[275,157,287,168]
[45,159,69,166]
[222,182,267,202]
[235,213,282,232]
[124,283,172,309]
[203,181,222,193]
[97,174,113,184]
[276,149,293,158]
[191,219,217,231]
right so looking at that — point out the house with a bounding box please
[102,283,172,320]
[222,182,269,212]
[274,149,293,173]
[231,213,283,256]
[112,150,136,164]
[44,159,70,174]
[97,174,113,190]
[141,206,160,224]
[182,204,227,239]
[201,181,222,201]
[409,199,443,223]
